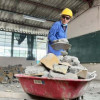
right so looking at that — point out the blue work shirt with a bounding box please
[48,20,67,56]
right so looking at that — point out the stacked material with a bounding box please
[25,53,96,80]
[0,64,24,83]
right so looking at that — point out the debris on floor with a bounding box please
[0,64,25,83]
[25,53,96,80]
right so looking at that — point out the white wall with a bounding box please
[68,6,100,39]
[0,57,36,68]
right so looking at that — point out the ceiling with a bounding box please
[0,0,94,35]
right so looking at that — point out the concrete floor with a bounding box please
[0,80,100,100]
[83,81,100,100]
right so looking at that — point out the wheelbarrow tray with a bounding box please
[15,74,94,99]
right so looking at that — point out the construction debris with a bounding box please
[61,51,68,56]
[51,38,71,50]
[62,55,80,66]
[77,69,88,79]
[53,64,68,74]
[0,64,24,83]
[25,63,47,75]
[49,70,78,79]
[40,53,60,70]
[25,53,96,80]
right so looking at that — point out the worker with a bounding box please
[48,8,73,56]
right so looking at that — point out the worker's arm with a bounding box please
[48,22,58,43]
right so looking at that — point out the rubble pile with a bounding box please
[0,64,24,83]
[25,53,96,80]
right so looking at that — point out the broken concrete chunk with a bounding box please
[63,55,80,66]
[0,65,24,83]
[51,38,71,50]
[57,56,63,61]
[59,62,71,67]
[61,51,68,56]
[25,64,46,75]
[53,64,68,74]
[77,69,88,79]
[0,77,4,83]
[51,42,71,50]
[68,65,86,74]
[49,70,78,79]
[65,73,78,79]
[40,53,60,70]
[42,71,49,78]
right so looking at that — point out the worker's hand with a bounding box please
[53,39,59,43]
[53,38,69,44]
[58,38,69,43]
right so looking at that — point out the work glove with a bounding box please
[53,39,59,43]
[53,38,69,44]
[58,38,69,43]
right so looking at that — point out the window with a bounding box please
[0,31,11,56]
[36,36,47,61]
[13,33,28,57]
[0,31,47,60]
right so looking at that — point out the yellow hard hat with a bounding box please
[61,8,73,18]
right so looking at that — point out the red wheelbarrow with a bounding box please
[15,74,96,100]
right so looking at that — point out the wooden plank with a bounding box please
[0,91,53,100]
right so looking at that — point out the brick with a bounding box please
[40,53,60,70]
